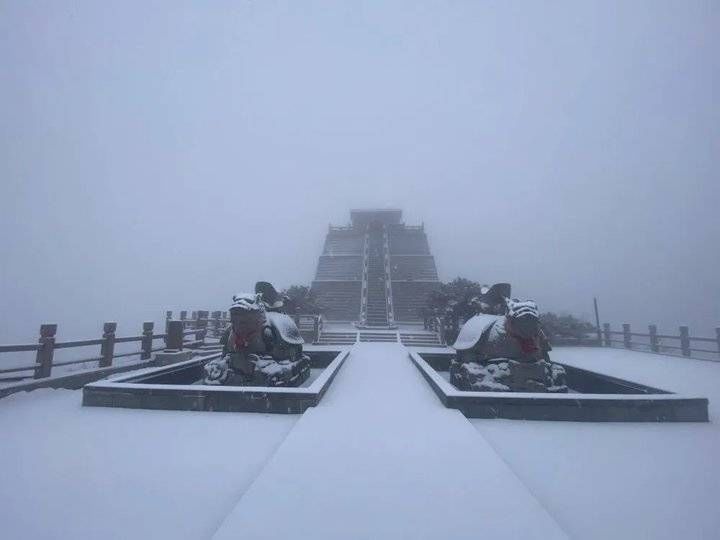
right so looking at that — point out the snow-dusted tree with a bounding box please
[539,312,596,339]
[281,285,324,315]
[427,278,595,341]
[427,277,486,319]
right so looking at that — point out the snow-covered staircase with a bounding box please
[399,332,444,347]
[359,331,398,343]
[318,330,443,346]
[317,331,357,345]
[365,226,389,326]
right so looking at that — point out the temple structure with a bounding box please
[312,209,440,328]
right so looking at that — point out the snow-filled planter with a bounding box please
[410,351,709,422]
[82,348,348,414]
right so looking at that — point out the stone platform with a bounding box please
[2,345,718,539]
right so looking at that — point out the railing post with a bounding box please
[166,320,184,351]
[141,322,154,360]
[313,315,320,344]
[622,324,631,349]
[211,311,222,337]
[716,327,720,360]
[603,323,611,347]
[593,297,602,344]
[34,323,57,379]
[165,311,172,333]
[649,324,659,353]
[196,310,209,342]
[679,326,691,357]
[99,322,117,368]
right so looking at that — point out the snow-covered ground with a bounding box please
[0,345,717,539]
[0,390,297,539]
[473,348,720,540]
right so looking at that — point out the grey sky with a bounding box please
[1,1,718,341]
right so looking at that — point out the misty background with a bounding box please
[1,1,718,343]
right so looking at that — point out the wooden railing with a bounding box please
[0,310,231,383]
[427,315,720,362]
[383,225,396,327]
[167,310,229,341]
[602,323,720,362]
[294,314,322,343]
[359,229,370,326]
[0,322,167,382]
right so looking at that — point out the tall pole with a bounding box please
[593,297,602,344]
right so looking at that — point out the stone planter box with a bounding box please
[410,351,708,422]
[83,348,348,414]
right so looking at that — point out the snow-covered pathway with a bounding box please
[213,343,567,539]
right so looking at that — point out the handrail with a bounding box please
[602,323,719,361]
[383,225,395,327]
[0,365,37,374]
[0,313,228,383]
[51,356,105,368]
[0,344,40,353]
[358,226,370,326]
[114,336,144,344]
[55,339,105,348]
[689,336,718,343]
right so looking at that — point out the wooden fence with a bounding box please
[602,323,720,362]
[427,314,720,362]
[0,310,330,385]
[0,310,230,383]
[7,307,715,385]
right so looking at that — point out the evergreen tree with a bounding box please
[282,285,324,315]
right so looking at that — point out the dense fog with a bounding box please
[1,1,718,342]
